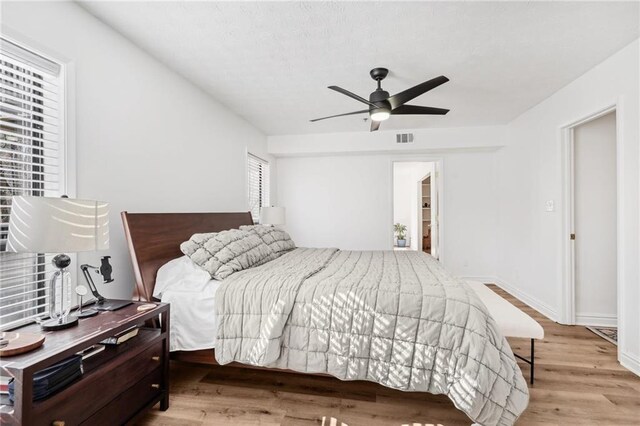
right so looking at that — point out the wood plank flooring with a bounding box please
[135,285,640,425]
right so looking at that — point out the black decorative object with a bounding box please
[81,256,132,311]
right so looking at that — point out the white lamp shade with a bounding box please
[6,196,109,253]
[260,206,285,225]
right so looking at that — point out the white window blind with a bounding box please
[247,153,270,223]
[0,37,64,330]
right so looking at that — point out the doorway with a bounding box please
[392,161,440,258]
[572,111,617,329]
[561,108,619,344]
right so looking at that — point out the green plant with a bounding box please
[394,223,407,240]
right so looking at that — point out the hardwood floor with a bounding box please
[135,285,640,425]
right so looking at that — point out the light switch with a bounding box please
[545,200,554,212]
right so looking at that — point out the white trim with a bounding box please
[558,99,625,361]
[620,352,640,377]
[575,313,617,327]
[560,125,575,324]
[416,172,431,252]
[415,171,433,252]
[458,276,497,285]
[494,277,558,321]
[390,156,444,263]
[244,148,250,212]
[62,62,77,199]
[459,275,559,321]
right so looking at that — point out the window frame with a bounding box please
[0,31,76,331]
[247,152,270,224]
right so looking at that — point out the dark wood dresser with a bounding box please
[0,302,169,425]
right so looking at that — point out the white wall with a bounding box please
[276,149,499,278]
[1,1,270,299]
[496,39,639,374]
[277,155,391,251]
[271,126,504,277]
[393,162,434,249]
[574,112,617,326]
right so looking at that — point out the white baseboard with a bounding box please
[575,313,617,327]
[459,276,495,284]
[620,351,640,377]
[459,275,558,322]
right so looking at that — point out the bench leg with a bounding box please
[513,338,535,385]
[530,338,534,384]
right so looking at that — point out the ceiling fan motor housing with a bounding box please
[369,89,391,112]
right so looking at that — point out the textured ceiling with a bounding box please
[79,1,639,135]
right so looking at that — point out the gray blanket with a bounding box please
[215,248,529,425]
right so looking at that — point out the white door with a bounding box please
[573,111,617,326]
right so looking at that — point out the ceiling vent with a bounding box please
[396,133,414,144]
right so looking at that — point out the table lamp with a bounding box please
[259,206,285,226]
[5,196,109,331]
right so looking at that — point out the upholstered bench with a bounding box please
[467,281,544,384]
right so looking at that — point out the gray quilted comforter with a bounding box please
[215,248,529,425]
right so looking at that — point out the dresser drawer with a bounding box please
[34,339,164,426]
[80,368,163,426]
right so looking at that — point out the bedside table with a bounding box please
[0,302,170,426]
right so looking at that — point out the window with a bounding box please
[0,37,65,330]
[247,153,269,223]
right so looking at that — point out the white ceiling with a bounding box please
[79,1,639,136]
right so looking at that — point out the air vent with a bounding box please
[396,133,414,144]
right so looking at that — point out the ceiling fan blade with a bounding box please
[310,109,369,122]
[328,86,380,108]
[392,105,449,115]
[370,120,381,132]
[387,75,449,109]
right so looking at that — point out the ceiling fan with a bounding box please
[311,68,450,132]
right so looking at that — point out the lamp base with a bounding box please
[74,308,99,318]
[41,316,78,331]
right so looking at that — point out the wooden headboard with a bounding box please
[121,211,254,302]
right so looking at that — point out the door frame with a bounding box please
[390,157,444,263]
[559,101,622,333]
[417,172,431,253]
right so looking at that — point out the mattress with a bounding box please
[154,255,220,351]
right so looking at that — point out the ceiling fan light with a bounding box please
[370,109,390,122]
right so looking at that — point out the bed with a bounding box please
[121,211,529,426]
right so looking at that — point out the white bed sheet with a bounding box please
[154,255,219,351]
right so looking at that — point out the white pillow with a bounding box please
[153,255,212,299]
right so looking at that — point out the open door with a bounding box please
[420,175,432,254]
[430,162,440,259]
